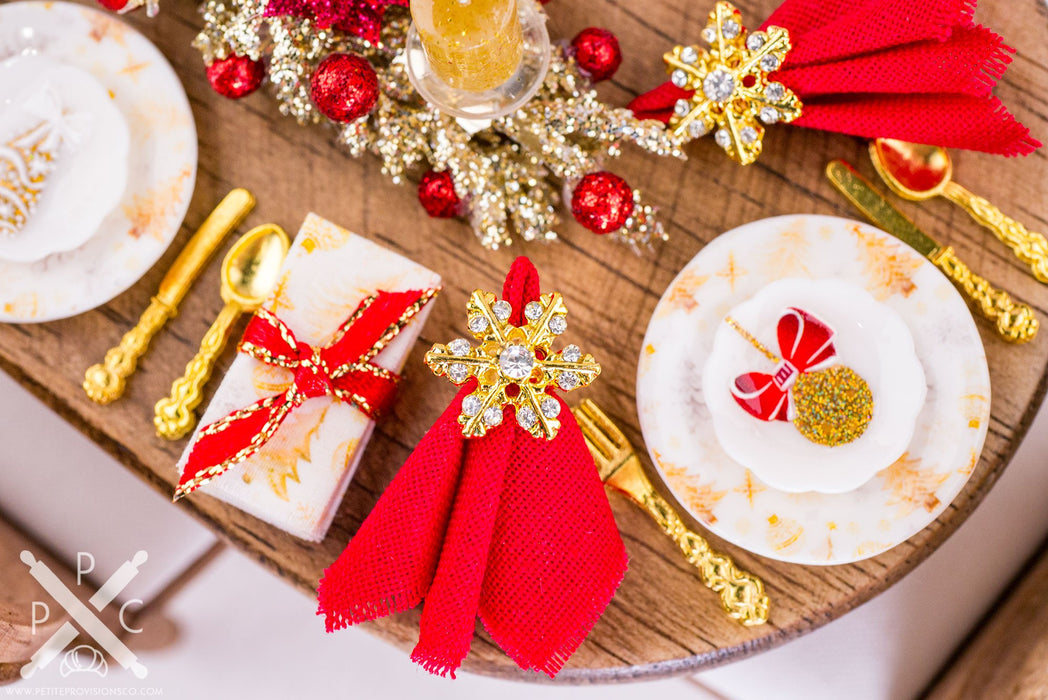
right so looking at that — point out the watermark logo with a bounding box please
[59,645,109,678]
[20,550,149,680]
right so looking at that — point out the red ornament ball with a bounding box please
[96,0,130,10]
[206,55,266,99]
[418,170,461,219]
[310,53,379,123]
[571,28,622,82]
[571,172,634,235]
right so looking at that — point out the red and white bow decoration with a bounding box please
[731,308,835,422]
[175,288,439,500]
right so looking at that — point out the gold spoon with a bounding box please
[154,224,290,440]
[870,138,1048,283]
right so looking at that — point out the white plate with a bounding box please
[637,215,990,565]
[0,54,131,262]
[0,1,196,322]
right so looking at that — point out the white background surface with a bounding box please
[2,367,1047,699]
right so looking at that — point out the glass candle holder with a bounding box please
[406,0,550,120]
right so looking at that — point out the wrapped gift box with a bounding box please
[176,213,441,541]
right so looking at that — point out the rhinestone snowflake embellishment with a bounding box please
[664,1,802,165]
[426,290,600,440]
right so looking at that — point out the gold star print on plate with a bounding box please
[664,1,802,165]
[426,290,600,440]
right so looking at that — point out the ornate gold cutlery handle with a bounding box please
[944,181,1048,284]
[154,303,242,440]
[636,486,770,626]
[604,457,769,626]
[930,246,1039,344]
[84,298,175,404]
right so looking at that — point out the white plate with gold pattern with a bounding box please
[0,1,196,322]
[637,215,990,565]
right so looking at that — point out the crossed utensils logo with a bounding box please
[20,550,149,679]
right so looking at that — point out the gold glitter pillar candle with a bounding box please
[410,0,524,92]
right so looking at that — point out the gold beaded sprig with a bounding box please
[193,3,684,251]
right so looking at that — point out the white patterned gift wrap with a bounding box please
[176,214,441,541]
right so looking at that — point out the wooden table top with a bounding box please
[2,0,1047,683]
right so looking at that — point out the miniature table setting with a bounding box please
[0,0,1046,687]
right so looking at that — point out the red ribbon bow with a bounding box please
[175,288,439,500]
[317,258,627,678]
[732,308,835,422]
[629,0,1040,156]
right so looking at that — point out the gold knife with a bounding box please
[826,160,1038,344]
[84,188,257,404]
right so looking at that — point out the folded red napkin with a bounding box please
[630,0,1040,156]
[317,257,628,678]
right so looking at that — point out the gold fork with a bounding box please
[573,399,770,626]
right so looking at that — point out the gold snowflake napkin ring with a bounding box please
[426,262,600,440]
[663,1,801,165]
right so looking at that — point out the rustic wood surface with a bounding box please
[1,0,1047,683]
[926,537,1048,699]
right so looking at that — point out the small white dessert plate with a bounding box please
[0,1,196,323]
[637,215,990,565]
[702,278,927,494]
[0,54,131,263]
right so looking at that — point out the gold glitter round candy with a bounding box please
[791,365,874,447]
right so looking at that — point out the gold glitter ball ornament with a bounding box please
[791,365,874,447]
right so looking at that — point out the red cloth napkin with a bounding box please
[629,0,1040,156]
[317,257,628,678]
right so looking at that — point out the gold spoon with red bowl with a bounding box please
[870,138,1048,284]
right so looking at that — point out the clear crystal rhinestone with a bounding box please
[702,26,717,43]
[765,82,786,101]
[468,315,489,333]
[462,394,482,416]
[740,126,759,144]
[722,19,740,39]
[524,301,543,320]
[674,99,691,117]
[448,363,469,383]
[715,129,731,148]
[448,338,470,356]
[482,406,503,426]
[558,372,579,391]
[499,344,535,380]
[670,69,688,88]
[680,46,699,64]
[702,69,735,103]
[687,120,708,138]
[760,54,780,72]
[516,406,537,430]
[562,344,582,362]
[492,300,511,321]
[548,315,567,335]
[759,106,780,124]
[746,33,766,51]
[540,397,561,419]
